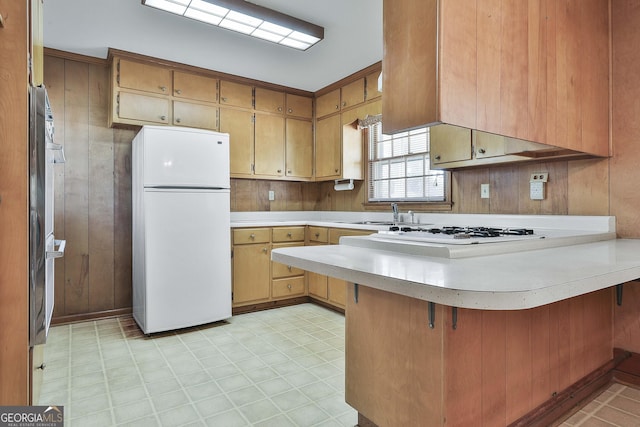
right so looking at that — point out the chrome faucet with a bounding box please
[391,203,399,224]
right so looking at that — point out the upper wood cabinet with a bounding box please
[219,80,253,109]
[173,71,218,103]
[173,101,217,130]
[254,113,285,177]
[220,108,254,177]
[365,71,382,101]
[285,118,313,179]
[285,94,313,119]
[383,0,610,157]
[118,58,172,95]
[316,78,367,119]
[255,87,285,114]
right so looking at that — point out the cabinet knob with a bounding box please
[287,232,292,237]
[288,108,293,113]
[342,101,347,107]
[435,155,441,161]
[175,89,182,95]
[36,363,46,370]
[221,97,228,102]
[335,168,339,173]
[287,283,292,290]
[262,247,268,253]
[159,86,167,92]
[250,233,255,239]
[277,169,282,173]
[287,265,292,271]
[287,170,292,174]
[478,148,486,154]
[335,104,339,110]
[277,107,283,112]
[175,118,181,123]
[315,232,320,237]
[160,115,167,121]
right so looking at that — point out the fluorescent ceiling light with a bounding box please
[142,0,324,51]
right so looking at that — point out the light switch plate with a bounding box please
[480,183,490,199]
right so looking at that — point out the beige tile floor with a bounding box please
[558,382,640,427]
[37,303,357,426]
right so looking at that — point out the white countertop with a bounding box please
[271,239,640,310]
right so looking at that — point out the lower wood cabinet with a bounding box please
[232,234,271,306]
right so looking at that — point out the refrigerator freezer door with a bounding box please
[134,188,231,334]
[139,126,230,189]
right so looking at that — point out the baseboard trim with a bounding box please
[51,308,132,325]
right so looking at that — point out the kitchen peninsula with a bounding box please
[271,216,640,426]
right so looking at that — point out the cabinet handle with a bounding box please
[36,363,46,370]
[287,170,292,174]
[435,155,441,161]
[335,168,339,173]
[277,169,282,173]
[262,247,268,253]
[287,284,292,290]
[159,86,167,92]
[478,148,486,154]
[287,265,292,271]
[175,89,182,95]
[315,232,320,237]
[250,233,255,239]
[160,115,167,121]
[287,232,292,237]
[175,118,181,123]
[277,107,283,112]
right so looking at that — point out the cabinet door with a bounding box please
[285,118,313,179]
[254,114,285,177]
[328,277,347,308]
[219,80,253,108]
[233,244,271,304]
[173,71,218,103]
[473,131,506,159]
[117,92,170,124]
[365,71,382,100]
[118,58,172,95]
[341,78,365,109]
[316,89,341,118]
[315,114,342,179]
[255,87,285,114]
[429,124,472,165]
[308,271,328,299]
[173,102,218,130]
[286,94,313,119]
[220,109,254,176]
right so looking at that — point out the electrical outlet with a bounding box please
[480,183,490,199]
[268,190,275,201]
[529,173,548,200]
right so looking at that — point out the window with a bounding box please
[367,120,446,202]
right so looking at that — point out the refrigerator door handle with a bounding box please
[46,239,66,259]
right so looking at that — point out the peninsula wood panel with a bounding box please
[0,0,30,404]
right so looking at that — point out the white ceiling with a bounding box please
[43,0,383,92]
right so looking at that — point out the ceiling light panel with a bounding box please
[142,0,324,50]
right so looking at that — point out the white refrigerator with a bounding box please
[132,126,231,334]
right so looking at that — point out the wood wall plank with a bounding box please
[88,63,115,312]
[481,311,507,426]
[63,60,90,315]
[476,0,502,133]
[505,310,532,423]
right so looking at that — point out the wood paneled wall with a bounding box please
[44,55,136,320]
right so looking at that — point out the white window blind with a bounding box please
[368,123,446,202]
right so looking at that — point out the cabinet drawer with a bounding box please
[273,226,305,242]
[328,228,373,245]
[233,228,270,244]
[273,242,305,278]
[307,226,328,243]
[272,276,305,298]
